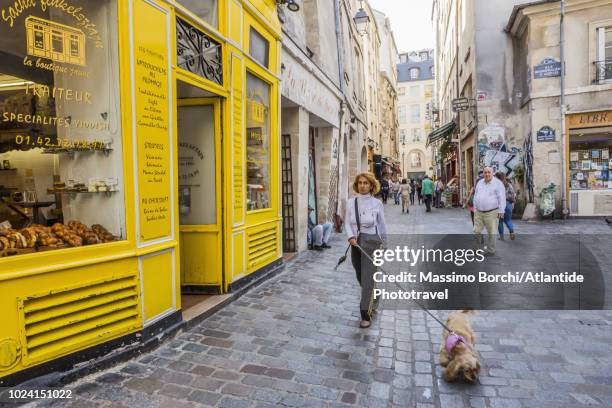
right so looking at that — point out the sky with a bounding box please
[367,0,435,54]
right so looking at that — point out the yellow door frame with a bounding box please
[176,96,224,288]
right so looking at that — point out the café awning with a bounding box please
[427,120,456,146]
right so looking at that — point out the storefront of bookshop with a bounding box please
[567,109,612,216]
[0,0,282,384]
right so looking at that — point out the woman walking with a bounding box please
[496,172,516,240]
[400,178,411,214]
[416,180,423,205]
[345,172,387,328]
[409,179,416,205]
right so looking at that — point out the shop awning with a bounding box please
[427,120,456,146]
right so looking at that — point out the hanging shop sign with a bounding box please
[536,126,556,142]
[176,17,222,85]
[534,58,561,79]
[133,0,173,243]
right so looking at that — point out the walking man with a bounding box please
[473,167,506,255]
[421,175,435,212]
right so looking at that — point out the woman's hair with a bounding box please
[352,172,380,194]
[401,178,407,184]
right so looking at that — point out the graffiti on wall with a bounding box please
[478,124,523,179]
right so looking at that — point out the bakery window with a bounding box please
[246,72,271,211]
[569,128,612,190]
[0,0,125,257]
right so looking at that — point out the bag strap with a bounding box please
[354,197,361,233]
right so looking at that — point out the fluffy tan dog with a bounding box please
[439,310,480,383]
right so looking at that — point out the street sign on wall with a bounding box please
[452,97,470,112]
[534,58,562,79]
[536,126,556,142]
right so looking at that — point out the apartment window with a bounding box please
[398,105,407,124]
[596,27,612,82]
[424,85,433,98]
[410,85,420,97]
[412,128,421,142]
[410,68,420,80]
[398,87,406,96]
[410,105,420,123]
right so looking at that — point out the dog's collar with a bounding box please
[446,332,468,354]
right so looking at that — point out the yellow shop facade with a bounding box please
[0,0,282,384]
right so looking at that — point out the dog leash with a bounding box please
[353,243,456,334]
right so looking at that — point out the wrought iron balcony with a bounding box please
[593,60,612,83]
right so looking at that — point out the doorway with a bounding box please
[176,80,228,320]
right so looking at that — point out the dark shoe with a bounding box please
[313,245,323,251]
[359,320,371,328]
[322,243,332,249]
[510,233,516,240]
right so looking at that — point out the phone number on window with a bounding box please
[14,135,106,150]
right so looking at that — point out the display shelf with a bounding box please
[47,189,118,197]
[42,147,113,157]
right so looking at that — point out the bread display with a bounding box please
[0,221,117,256]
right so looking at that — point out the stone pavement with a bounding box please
[25,203,612,408]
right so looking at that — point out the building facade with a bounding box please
[397,50,435,180]
[507,0,612,217]
[0,0,283,384]
[375,11,400,166]
[278,0,344,252]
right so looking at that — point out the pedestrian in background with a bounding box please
[409,179,416,205]
[400,178,411,214]
[307,207,333,250]
[416,180,423,205]
[435,179,445,208]
[473,167,505,255]
[345,172,387,329]
[391,177,401,205]
[380,176,390,204]
[421,175,435,212]
[495,172,516,241]
[464,186,476,225]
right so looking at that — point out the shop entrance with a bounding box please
[176,80,228,319]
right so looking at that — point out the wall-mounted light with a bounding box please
[277,0,300,12]
[353,7,370,35]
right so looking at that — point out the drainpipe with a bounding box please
[333,0,347,225]
[560,0,569,217]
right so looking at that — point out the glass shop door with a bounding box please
[177,96,223,293]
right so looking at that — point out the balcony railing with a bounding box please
[593,60,612,83]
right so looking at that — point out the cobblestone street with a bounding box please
[27,204,612,408]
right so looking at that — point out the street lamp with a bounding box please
[353,7,370,35]
[277,0,300,12]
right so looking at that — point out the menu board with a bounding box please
[133,0,172,243]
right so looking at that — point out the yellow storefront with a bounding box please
[0,0,282,384]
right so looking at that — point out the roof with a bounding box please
[505,0,559,33]
[397,59,434,82]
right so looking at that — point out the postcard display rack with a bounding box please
[570,148,611,190]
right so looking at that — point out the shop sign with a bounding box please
[476,91,487,101]
[134,0,173,243]
[534,58,561,79]
[536,126,556,142]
